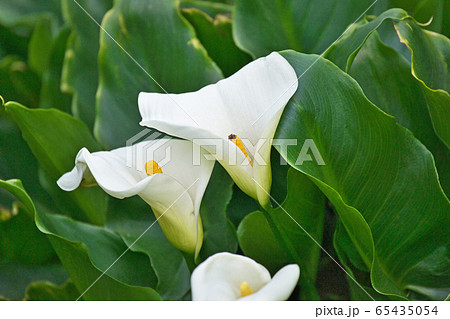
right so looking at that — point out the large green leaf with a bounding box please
[38,212,158,289]
[324,8,410,72]
[372,0,448,36]
[395,19,450,93]
[0,178,161,301]
[233,1,445,58]
[4,102,107,225]
[238,168,325,300]
[46,236,160,300]
[276,50,450,299]
[324,12,450,191]
[106,197,190,301]
[61,0,113,130]
[333,220,406,300]
[324,11,449,122]
[198,163,237,261]
[95,0,223,149]
[182,9,252,77]
[394,19,450,148]
[233,0,379,57]
[347,32,450,194]
[37,202,156,287]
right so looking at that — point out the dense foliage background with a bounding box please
[0,0,449,300]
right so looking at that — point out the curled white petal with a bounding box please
[191,252,271,301]
[57,140,214,254]
[239,264,300,301]
[139,52,298,206]
[191,252,300,301]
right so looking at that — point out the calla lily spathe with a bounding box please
[57,139,214,256]
[191,252,300,301]
[139,52,298,207]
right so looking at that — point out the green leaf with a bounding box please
[277,50,450,299]
[208,0,234,3]
[238,168,325,300]
[35,167,100,224]
[0,179,69,300]
[199,164,237,261]
[324,12,450,191]
[233,0,380,58]
[24,280,79,301]
[394,19,450,148]
[95,0,223,149]
[333,221,370,274]
[4,102,107,225]
[61,0,113,130]
[0,55,40,107]
[233,1,446,58]
[182,9,252,77]
[0,261,68,300]
[27,16,54,77]
[0,205,55,265]
[0,0,62,27]
[0,107,55,213]
[394,20,449,92]
[106,197,190,301]
[237,211,289,274]
[0,180,35,215]
[0,178,161,301]
[347,32,450,194]
[47,237,160,300]
[372,0,448,36]
[443,1,450,38]
[0,23,29,60]
[323,8,410,72]
[37,211,158,289]
[39,26,72,113]
[333,220,406,300]
[180,0,233,17]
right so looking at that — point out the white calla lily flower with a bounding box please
[191,252,300,301]
[57,139,214,256]
[139,52,298,207]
